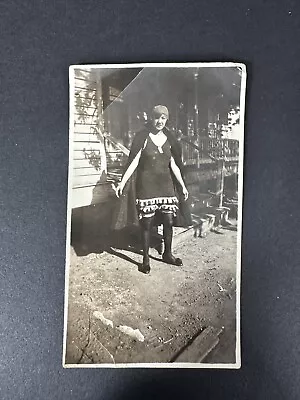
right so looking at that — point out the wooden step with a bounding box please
[171,326,224,363]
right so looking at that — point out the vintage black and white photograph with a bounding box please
[63,62,246,368]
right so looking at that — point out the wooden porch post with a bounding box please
[218,159,225,208]
[194,69,200,168]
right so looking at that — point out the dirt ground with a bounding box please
[65,224,238,366]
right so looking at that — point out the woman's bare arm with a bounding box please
[170,157,189,200]
[115,149,142,197]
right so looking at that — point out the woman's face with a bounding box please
[152,113,168,131]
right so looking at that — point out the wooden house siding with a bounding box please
[72,68,109,208]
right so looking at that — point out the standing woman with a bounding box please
[115,105,191,274]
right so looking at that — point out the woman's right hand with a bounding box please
[182,186,189,201]
[115,182,124,198]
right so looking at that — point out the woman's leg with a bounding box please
[139,215,154,273]
[162,213,183,266]
[162,212,173,256]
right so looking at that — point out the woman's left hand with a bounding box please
[182,186,189,201]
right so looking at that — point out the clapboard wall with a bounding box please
[71,68,125,208]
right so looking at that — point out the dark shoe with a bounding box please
[162,253,183,266]
[139,262,151,274]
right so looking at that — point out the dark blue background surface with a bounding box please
[1,1,300,398]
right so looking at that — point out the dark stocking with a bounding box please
[162,212,173,257]
[162,213,183,266]
[139,216,154,272]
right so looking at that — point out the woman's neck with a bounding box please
[151,129,163,135]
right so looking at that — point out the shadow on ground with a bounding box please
[71,202,163,259]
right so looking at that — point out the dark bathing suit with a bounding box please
[135,136,179,219]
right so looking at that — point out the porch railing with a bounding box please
[181,137,239,166]
[104,136,129,183]
[104,135,240,183]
